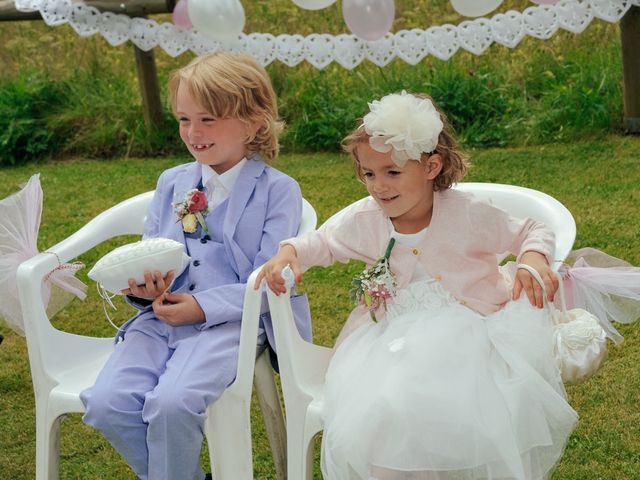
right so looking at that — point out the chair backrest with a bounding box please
[300,198,317,236]
[454,183,576,266]
[317,183,576,267]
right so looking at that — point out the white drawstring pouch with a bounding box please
[517,263,608,385]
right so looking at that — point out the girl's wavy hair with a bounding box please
[168,52,283,162]
[343,93,469,191]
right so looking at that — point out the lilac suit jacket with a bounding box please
[122,157,312,361]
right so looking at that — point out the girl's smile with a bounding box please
[356,142,442,234]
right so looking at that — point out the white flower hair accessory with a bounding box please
[362,91,444,167]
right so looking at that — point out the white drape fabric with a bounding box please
[13,0,638,69]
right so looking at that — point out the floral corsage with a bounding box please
[349,238,397,322]
[173,188,210,235]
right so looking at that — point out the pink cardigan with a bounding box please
[285,189,555,338]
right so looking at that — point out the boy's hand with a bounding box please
[512,251,559,308]
[152,293,206,326]
[254,244,302,295]
[122,270,175,300]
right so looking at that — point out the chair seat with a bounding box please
[50,347,114,414]
[54,349,113,393]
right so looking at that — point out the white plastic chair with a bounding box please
[264,182,577,480]
[16,190,317,480]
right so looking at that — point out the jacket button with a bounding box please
[193,260,200,267]
[189,284,196,291]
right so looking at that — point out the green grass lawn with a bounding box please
[0,1,626,164]
[1,135,639,479]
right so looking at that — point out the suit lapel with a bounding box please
[223,158,266,240]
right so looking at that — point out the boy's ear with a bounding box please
[425,153,443,180]
[249,120,262,137]
[244,120,262,143]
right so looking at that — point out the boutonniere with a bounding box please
[173,188,210,235]
[349,238,397,322]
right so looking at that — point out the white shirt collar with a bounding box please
[201,157,247,194]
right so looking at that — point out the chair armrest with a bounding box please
[17,191,153,288]
[265,282,332,401]
[226,267,266,399]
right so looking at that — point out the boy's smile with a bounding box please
[191,143,213,151]
[176,81,258,174]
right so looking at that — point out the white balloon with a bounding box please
[292,0,337,10]
[188,0,245,40]
[450,0,503,18]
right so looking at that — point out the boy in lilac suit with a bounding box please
[80,52,311,480]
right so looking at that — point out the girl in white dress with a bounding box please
[257,91,578,480]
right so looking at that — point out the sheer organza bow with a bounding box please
[558,248,640,344]
[0,174,86,336]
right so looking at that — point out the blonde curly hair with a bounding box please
[168,52,283,162]
[343,93,469,191]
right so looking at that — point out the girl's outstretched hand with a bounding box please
[255,244,302,295]
[512,251,559,308]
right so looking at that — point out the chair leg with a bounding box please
[286,410,317,480]
[205,392,253,480]
[304,437,315,480]
[254,353,287,480]
[35,406,61,480]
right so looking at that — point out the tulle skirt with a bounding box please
[321,279,578,480]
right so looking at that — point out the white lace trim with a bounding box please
[13,0,637,69]
[386,278,458,319]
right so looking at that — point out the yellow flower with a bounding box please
[182,213,198,233]
[363,292,372,307]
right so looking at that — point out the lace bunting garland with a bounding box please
[13,0,638,69]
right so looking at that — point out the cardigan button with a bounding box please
[412,248,420,256]
[188,284,196,291]
[193,260,201,267]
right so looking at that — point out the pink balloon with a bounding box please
[172,0,192,29]
[343,0,395,42]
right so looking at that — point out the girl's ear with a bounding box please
[425,153,443,180]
